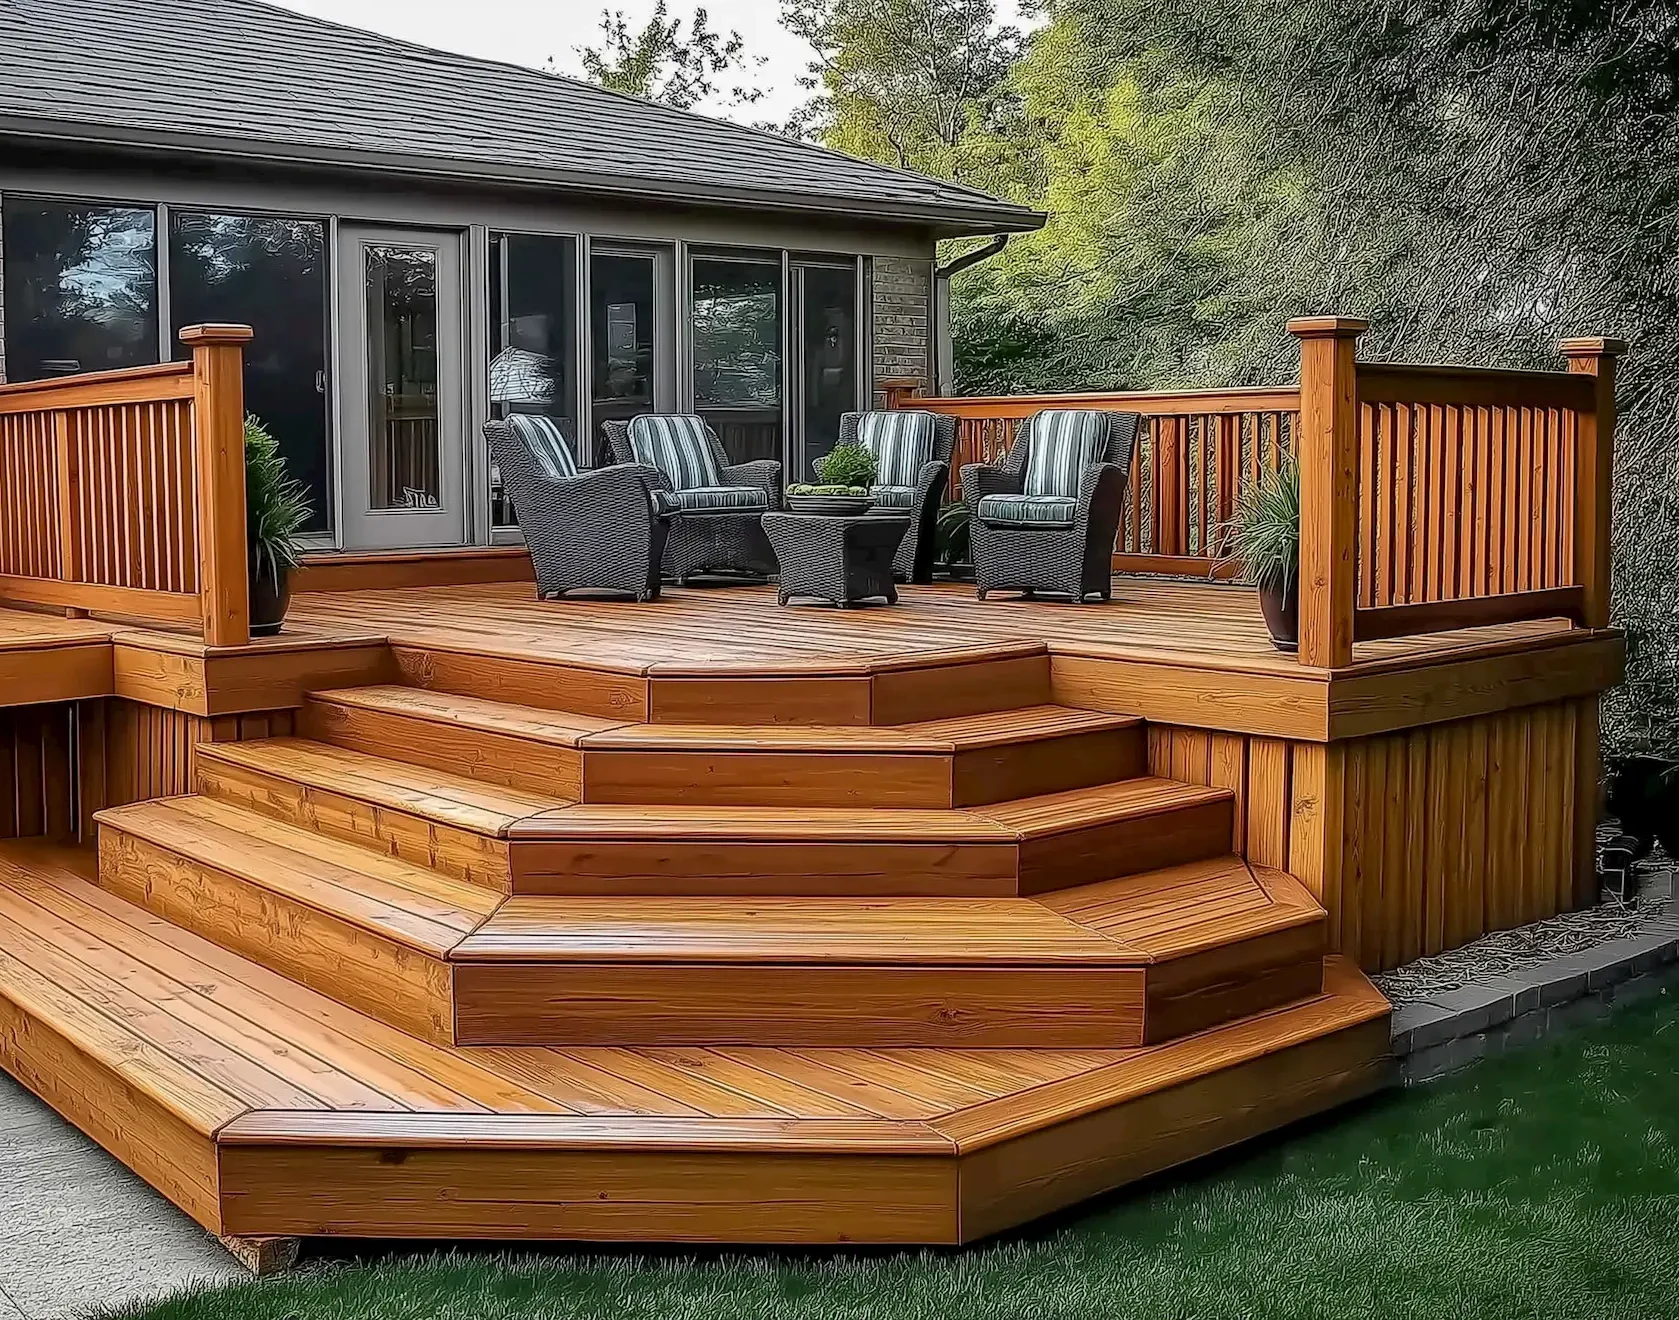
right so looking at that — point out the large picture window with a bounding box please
[169,211,332,533]
[691,254,783,465]
[1,198,158,381]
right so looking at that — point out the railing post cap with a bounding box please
[1557,335,1628,359]
[179,323,255,346]
[1287,316,1370,339]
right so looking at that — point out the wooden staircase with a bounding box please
[0,646,1391,1245]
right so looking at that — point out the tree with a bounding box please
[576,2,766,111]
[781,0,1024,187]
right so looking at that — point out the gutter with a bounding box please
[933,235,1011,394]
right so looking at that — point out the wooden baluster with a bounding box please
[1558,336,1626,630]
[1290,316,1367,668]
[182,323,253,647]
[52,410,86,615]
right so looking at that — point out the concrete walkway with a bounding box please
[0,1073,243,1319]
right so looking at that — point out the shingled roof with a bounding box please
[0,0,1042,234]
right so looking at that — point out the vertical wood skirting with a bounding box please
[0,704,77,842]
[1290,317,1367,669]
[1143,697,1593,973]
[182,324,253,648]
[86,699,295,822]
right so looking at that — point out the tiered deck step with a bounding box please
[0,840,1390,1245]
[300,686,1146,807]
[196,738,1234,897]
[96,795,1320,1048]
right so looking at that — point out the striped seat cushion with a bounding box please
[651,485,770,516]
[857,412,935,489]
[628,415,723,491]
[975,493,1077,528]
[1023,410,1108,499]
[505,414,579,481]
[870,484,917,510]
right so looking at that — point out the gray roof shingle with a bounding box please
[0,0,1042,233]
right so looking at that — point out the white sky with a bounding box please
[271,0,1030,125]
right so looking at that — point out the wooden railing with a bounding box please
[896,386,1301,579]
[899,317,1621,667]
[0,324,253,646]
[1291,317,1621,666]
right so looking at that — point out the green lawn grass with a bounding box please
[123,989,1679,1320]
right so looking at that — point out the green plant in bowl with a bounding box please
[245,414,311,636]
[812,442,878,490]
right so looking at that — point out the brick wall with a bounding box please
[870,256,931,402]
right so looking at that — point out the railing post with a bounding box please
[1557,336,1626,631]
[878,378,924,410]
[1288,316,1367,669]
[181,323,253,647]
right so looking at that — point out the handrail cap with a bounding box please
[1557,336,1628,359]
[179,323,255,346]
[1287,316,1370,339]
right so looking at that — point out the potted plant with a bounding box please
[1221,457,1300,652]
[245,414,311,637]
[935,499,974,580]
[787,442,879,514]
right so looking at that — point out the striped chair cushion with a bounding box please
[857,412,936,489]
[505,414,578,481]
[870,484,917,510]
[1023,410,1108,499]
[651,485,770,516]
[628,415,723,491]
[975,493,1077,528]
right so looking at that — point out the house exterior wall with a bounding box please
[870,255,933,399]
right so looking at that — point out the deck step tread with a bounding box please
[309,685,628,746]
[971,778,1232,837]
[452,896,1143,965]
[585,705,1139,753]
[96,797,499,955]
[198,737,569,836]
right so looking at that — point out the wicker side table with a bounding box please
[763,512,909,608]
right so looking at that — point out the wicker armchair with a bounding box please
[963,409,1140,604]
[485,416,668,602]
[837,410,956,583]
[603,416,780,584]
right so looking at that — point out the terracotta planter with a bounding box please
[249,557,292,638]
[1258,578,1298,653]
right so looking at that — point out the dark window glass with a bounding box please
[589,252,657,466]
[490,233,579,525]
[1,198,158,381]
[797,264,858,478]
[691,256,782,465]
[169,212,331,533]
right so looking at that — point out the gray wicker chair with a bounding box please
[603,416,780,584]
[963,409,1140,604]
[485,416,669,602]
[837,410,957,583]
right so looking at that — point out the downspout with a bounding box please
[934,234,1010,395]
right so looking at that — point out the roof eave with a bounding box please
[0,117,1047,235]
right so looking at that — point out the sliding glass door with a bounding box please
[589,245,675,466]
[791,260,860,479]
[690,253,783,467]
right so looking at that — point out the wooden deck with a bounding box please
[0,573,1623,1247]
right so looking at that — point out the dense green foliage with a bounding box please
[1224,457,1299,593]
[577,3,764,110]
[243,414,310,584]
[788,0,1679,753]
[119,990,1679,1320]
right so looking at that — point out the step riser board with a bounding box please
[195,755,512,892]
[301,699,583,799]
[1143,920,1326,1044]
[580,726,1147,810]
[1017,796,1235,895]
[450,964,1149,1049]
[97,826,457,1046]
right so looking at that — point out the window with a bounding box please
[489,234,579,524]
[795,262,859,478]
[1,198,158,381]
[169,211,332,533]
[589,250,658,465]
[690,254,783,465]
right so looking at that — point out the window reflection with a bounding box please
[691,256,782,465]
[589,252,657,465]
[365,245,441,512]
[798,264,857,478]
[1,198,157,380]
[170,211,331,533]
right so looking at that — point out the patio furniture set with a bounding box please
[484,406,1141,607]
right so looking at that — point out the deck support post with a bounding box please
[1556,336,1626,632]
[1289,316,1368,670]
[182,324,254,649]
